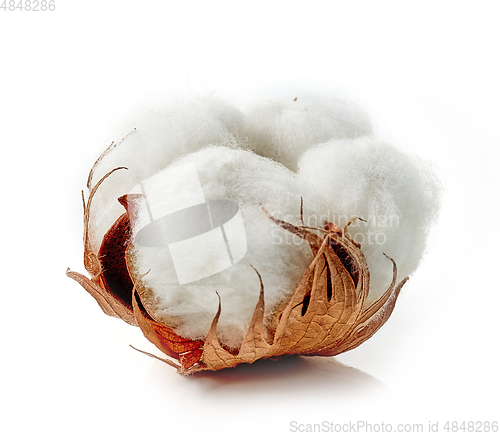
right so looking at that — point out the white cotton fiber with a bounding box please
[86,94,245,254]
[86,91,441,347]
[128,146,328,348]
[242,91,372,171]
[297,137,442,303]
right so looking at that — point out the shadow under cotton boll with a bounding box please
[190,355,384,396]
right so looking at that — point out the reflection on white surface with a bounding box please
[137,353,384,400]
[192,356,384,394]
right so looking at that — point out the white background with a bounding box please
[1,1,499,435]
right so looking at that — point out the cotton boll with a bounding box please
[243,92,372,171]
[127,146,329,348]
[70,91,445,371]
[297,136,442,303]
[86,94,245,254]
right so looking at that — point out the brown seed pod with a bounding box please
[67,154,408,375]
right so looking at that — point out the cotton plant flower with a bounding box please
[67,91,441,374]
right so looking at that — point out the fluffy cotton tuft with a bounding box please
[297,137,442,302]
[243,92,372,171]
[128,147,328,348]
[87,94,245,254]
[86,92,441,347]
